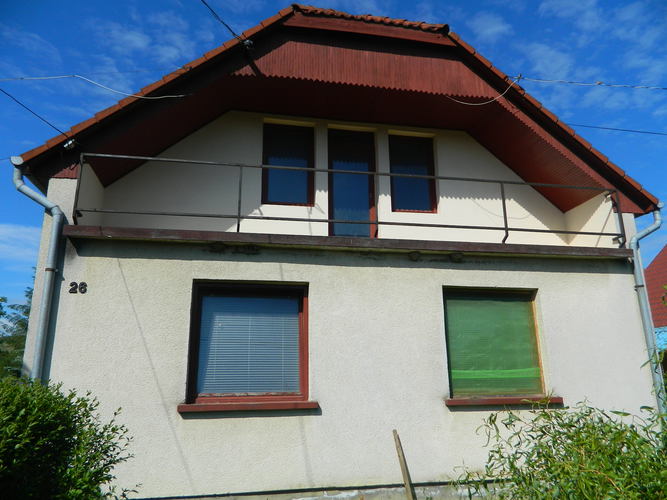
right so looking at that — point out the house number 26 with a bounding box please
[69,282,88,294]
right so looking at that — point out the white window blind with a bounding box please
[197,295,300,395]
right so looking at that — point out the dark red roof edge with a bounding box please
[16,4,658,212]
[446,31,658,210]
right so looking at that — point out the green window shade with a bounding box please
[445,293,542,396]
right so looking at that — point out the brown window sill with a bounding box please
[178,400,320,413]
[445,395,564,407]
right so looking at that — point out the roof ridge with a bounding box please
[292,3,448,33]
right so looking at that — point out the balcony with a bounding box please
[63,151,631,259]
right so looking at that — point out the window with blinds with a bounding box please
[443,289,543,397]
[189,284,307,402]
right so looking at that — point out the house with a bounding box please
[646,245,667,363]
[13,5,664,499]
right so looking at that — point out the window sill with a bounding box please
[391,208,437,214]
[445,395,563,407]
[177,400,320,413]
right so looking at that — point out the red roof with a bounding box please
[646,245,667,328]
[16,4,658,214]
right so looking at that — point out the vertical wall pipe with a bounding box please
[11,156,64,381]
[629,202,666,417]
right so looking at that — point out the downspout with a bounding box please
[629,201,666,417]
[11,156,64,381]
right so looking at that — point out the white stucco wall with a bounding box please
[22,234,657,498]
[88,111,620,247]
[76,163,104,226]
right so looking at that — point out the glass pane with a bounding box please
[389,135,435,211]
[197,295,300,395]
[445,293,542,396]
[263,124,313,204]
[329,129,374,237]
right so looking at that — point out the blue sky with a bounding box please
[1,0,667,305]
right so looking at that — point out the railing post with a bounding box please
[610,189,627,248]
[500,182,509,243]
[236,165,244,232]
[73,152,85,225]
[373,168,379,238]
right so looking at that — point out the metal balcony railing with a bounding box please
[73,152,627,247]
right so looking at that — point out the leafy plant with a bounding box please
[457,403,667,499]
[0,283,32,377]
[0,377,135,499]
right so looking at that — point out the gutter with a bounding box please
[11,156,64,381]
[629,202,666,417]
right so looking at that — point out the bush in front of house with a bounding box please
[456,402,667,499]
[0,377,135,499]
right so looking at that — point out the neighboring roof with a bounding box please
[17,3,658,214]
[646,245,667,328]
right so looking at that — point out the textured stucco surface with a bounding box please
[23,230,656,498]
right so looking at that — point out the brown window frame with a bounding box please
[261,123,315,207]
[179,281,316,413]
[389,135,437,213]
[442,287,554,407]
[327,128,378,238]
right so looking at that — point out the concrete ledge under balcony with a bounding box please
[62,225,633,260]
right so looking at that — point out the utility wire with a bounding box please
[514,75,667,91]
[0,65,190,82]
[0,87,68,137]
[567,123,667,137]
[3,72,666,140]
[445,76,520,106]
[199,0,251,47]
[0,74,187,100]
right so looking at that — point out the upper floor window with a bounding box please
[262,123,314,205]
[389,135,436,212]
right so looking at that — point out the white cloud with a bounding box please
[214,0,266,15]
[91,20,152,55]
[521,43,573,79]
[414,1,439,24]
[487,0,527,12]
[148,11,189,32]
[152,31,197,65]
[466,12,513,43]
[580,86,629,111]
[0,224,41,265]
[538,0,603,32]
[0,24,63,66]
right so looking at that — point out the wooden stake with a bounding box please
[393,429,416,500]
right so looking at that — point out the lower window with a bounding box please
[443,288,543,398]
[186,282,308,404]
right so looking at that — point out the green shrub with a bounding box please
[457,403,667,499]
[0,377,134,499]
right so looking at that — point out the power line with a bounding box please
[199,0,252,47]
[0,66,189,82]
[445,77,520,106]
[515,75,667,91]
[0,87,68,137]
[0,74,187,100]
[3,71,666,141]
[567,123,667,137]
